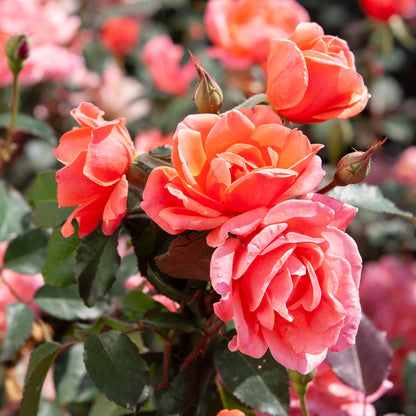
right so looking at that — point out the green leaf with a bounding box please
[143,312,201,334]
[0,303,34,361]
[55,343,96,405]
[83,330,150,412]
[75,228,120,307]
[21,342,61,416]
[0,180,31,242]
[90,393,133,416]
[38,402,70,416]
[42,228,80,286]
[27,170,74,228]
[328,183,416,225]
[121,290,157,320]
[3,228,49,274]
[214,340,290,416]
[35,285,109,321]
[0,113,56,142]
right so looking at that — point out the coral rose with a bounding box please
[266,22,370,123]
[141,34,196,95]
[394,145,416,188]
[359,0,416,21]
[209,193,362,374]
[53,102,135,238]
[204,0,309,70]
[100,16,140,57]
[141,105,324,235]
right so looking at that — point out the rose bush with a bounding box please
[209,193,362,374]
[266,22,370,123]
[204,0,309,70]
[141,105,324,235]
[359,0,416,21]
[53,102,135,238]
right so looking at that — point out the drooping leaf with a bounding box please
[83,330,150,412]
[326,314,393,396]
[0,113,56,142]
[214,340,290,416]
[27,170,74,228]
[0,180,31,242]
[75,228,120,306]
[0,303,34,361]
[55,343,96,405]
[42,228,80,286]
[156,232,214,281]
[404,352,416,402]
[328,183,416,225]
[35,285,110,321]
[3,228,49,274]
[20,342,61,416]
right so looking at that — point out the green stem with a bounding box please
[215,377,228,409]
[224,93,269,113]
[5,72,19,149]
[297,389,310,416]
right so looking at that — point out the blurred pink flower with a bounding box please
[141,34,196,95]
[360,255,416,395]
[204,0,309,70]
[288,361,392,416]
[0,0,91,86]
[70,65,151,122]
[0,242,44,335]
[394,146,416,188]
[134,128,173,153]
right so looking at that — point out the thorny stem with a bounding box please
[157,333,175,390]
[179,316,224,372]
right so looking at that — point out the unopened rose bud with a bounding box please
[5,34,30,75]
[334,138,387,186]
[191,52,223,114]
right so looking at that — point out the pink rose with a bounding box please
[217,410,247,416]
[210,193,362,374]
[141,34,196,95]
[360,255,416,396]
[204,0,309,70]
[141,105,324,236]
[266,22,370,123]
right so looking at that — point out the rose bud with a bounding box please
[191,53,223,114]
[334,138,387,186]
[5,34,30,75]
